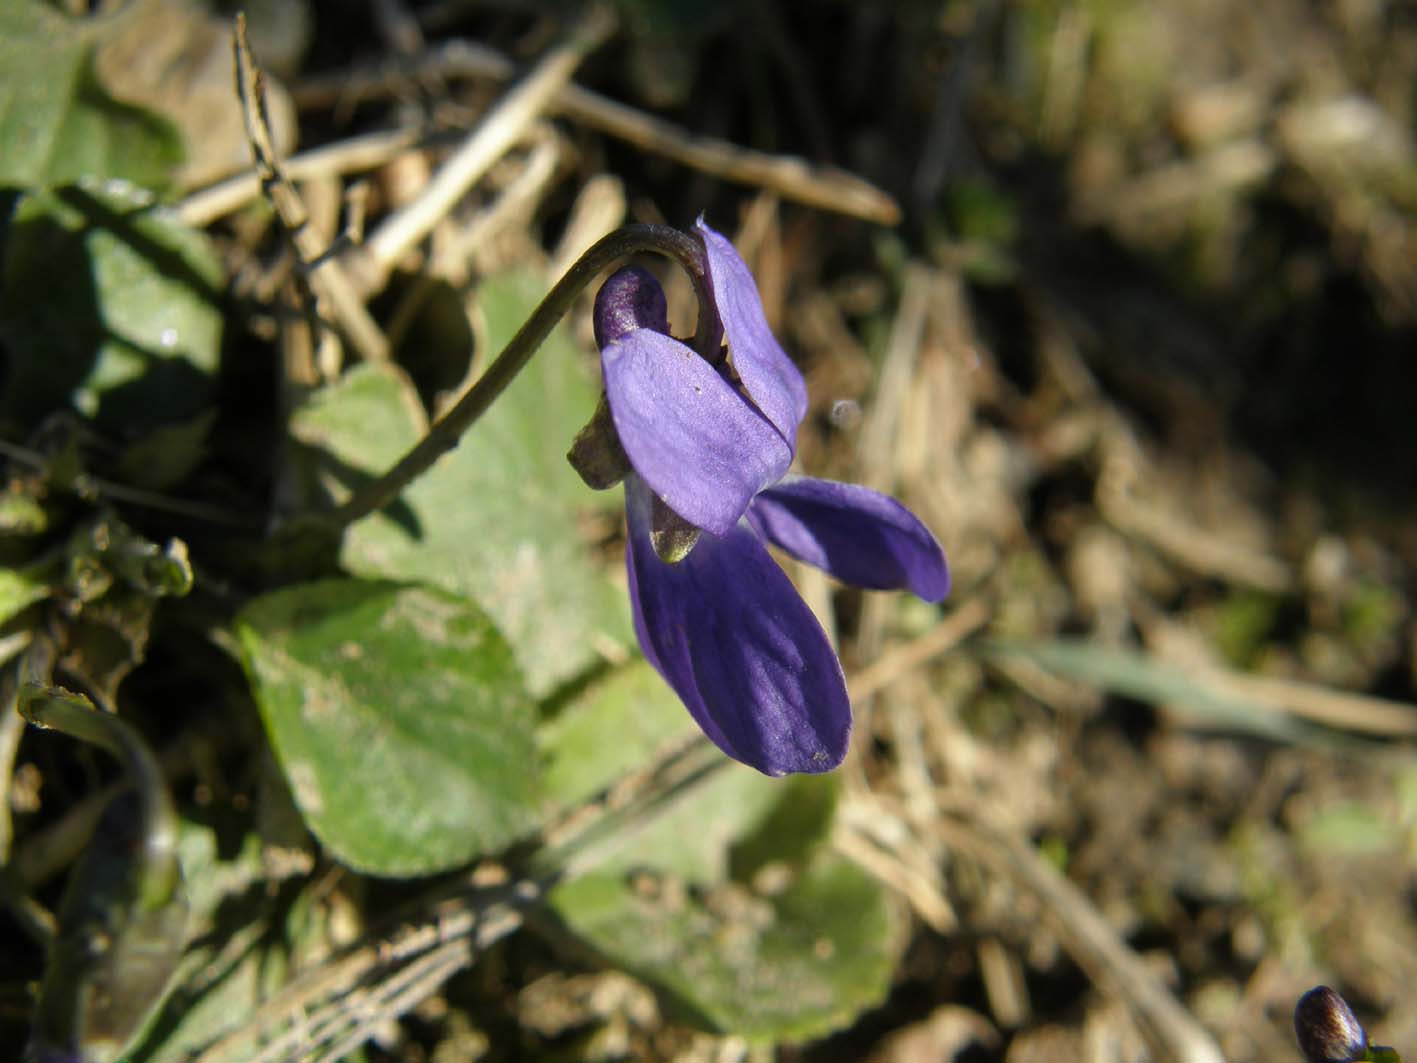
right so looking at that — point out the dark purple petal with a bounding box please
[747,477,950,601]
[625,476,851,776]
[593,265,669,347]
[602,330,790,535]
[1294,987,1368,1063]
[696,218,808,447]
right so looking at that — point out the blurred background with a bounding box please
[5,0,1417,1060]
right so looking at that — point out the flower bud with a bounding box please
[592,265,669,348]
[1294,986,1368,1063]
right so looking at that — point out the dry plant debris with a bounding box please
[0,1,1415,1061]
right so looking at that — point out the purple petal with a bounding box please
[594,265,669,347]
[625,476,851,776]
[747,477,950,601]
[603,331,791,535]
[696,219,808,447]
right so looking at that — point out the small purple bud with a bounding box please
[593,266,669,347]
[1295,986,1368,1063]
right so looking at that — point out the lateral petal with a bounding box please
[696,219,809,447]
[748,477,950,602]
[625,476,851,776]
[602,330,789,535]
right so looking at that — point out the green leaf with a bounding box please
[0,564,49,625]
[0,182,222,433]
[235,579,540,876]
[125,824,315,1062]
[549,852,898,1041]
[539,663,898,1040]
[30,788,188,1063]
[540,657,842,879]
[116,409,218,491]
[982,638,1363,746]
[471,271,621,515]
[0,1,183,190]
[540,658,781,882]
[292,275,631,697]
[539,659,700,809]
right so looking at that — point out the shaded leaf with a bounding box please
[30,791,187,1063]
[0,182,222,433]
[540,660,897,1040]
[550,852,898,1041]
[125,824,313,1062]
[116,409,218,491]
[236,579,540,876]
[292,275,631,697]
[0,1,183,190]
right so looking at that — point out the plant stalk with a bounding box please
[325,223,714,529]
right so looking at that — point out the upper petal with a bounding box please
[593,265,669,347]
[696,219,809,448]
[603,329,790,535]
[625,475,851,776]
[747,477,950,601]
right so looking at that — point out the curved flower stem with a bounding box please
[17,683,179,913]
[326,223,715,529]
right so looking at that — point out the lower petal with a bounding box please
[747,477,950,601]
[625,476,851,776]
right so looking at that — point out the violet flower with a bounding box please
[591,219,949,776]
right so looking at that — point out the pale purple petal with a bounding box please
[696,219,808,447]
[625,476,851,776]
[603,330,790,535]
[747,477,950,601]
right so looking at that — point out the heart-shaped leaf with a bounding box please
[236,579,539,876]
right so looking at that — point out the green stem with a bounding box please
[0,657,57,949]
[324,223,714,529]
[17,686,179,912]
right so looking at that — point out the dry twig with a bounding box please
[191,738,722,1063]
[233,15,392,366]
[937,811,1228,1063]
[339,6,617,295]
[848,598,992,703]
[294,39,901,225]
[176,127,428,228]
